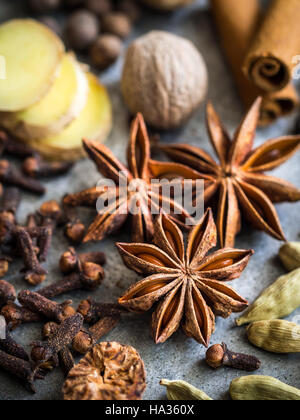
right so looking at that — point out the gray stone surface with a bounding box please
[0,0,299,401]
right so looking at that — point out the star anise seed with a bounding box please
[117,209,253,346]
[160,97,300,247]
[64,114,201,243]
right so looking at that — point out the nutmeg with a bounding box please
[121,31,208,130]
[65,9,100,50]
[90,34,122,70]
[86,0,112,17]
[142,0,195,10]
[102,13,132,39]
[28,0,61,13]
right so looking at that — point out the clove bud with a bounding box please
[0,160,45,195]
[72,314,121,354]
[0,349,45,393]
[22,156,74,178]
[42,322,75,376]
[18,290,76,324]
[206,343,261,372]
[31,313,83,366]
[0,280,16,309]
[59,247,106,274]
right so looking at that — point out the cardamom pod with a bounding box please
[247,319,300,353]
[236,268,300,326]
[279,242,300,271]
[230,375,300,400]
[160,379,212,400]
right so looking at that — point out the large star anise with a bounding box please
[64,114,201,243]
[117,209,253,346]
[160,98,300,247]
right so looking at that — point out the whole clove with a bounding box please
[36,200,62,261]
[77,298,126,324]
[31,313,83,366]
[72,314,120,354]
[18,290,75,324]
[0,349,45,393]
[0,131,35,159]
[0,321,29,361]
[62,205,85,244]
[59,247,106,274]
[0,187,21,245]
[16,228,47,285]
[0,280,16,309]
[0,258,10,278]
[0,160,45,195]
[39,260,105,299]
[1,302,44,330]
[22,156,74,178]
[206,343,261,372]
[43,322,75,376]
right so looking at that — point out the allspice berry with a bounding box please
[117,0,141,22]
[90,34,122,70]
[142,0,195,10]
[102,13,132,39]
[86,0,112,17]
[121,31,208,130]
[28,0,61,13]
[65,10,100,50]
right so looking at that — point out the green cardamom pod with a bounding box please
[160,379,212,400]
[247,320,300,353]
[230,375,300,400]
[236,268,300,326]
[279,242,300,271]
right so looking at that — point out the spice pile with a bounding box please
[26,0,141,71]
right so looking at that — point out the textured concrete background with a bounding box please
[0,0,299,400]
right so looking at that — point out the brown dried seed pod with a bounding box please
[63,342,146,400]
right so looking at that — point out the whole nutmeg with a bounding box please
[102,13,132,39]
[28,0,61,13]
[117,0,141,22]
[142,0,195,10]
[86,0,112,17]
[90,35,122,70]
[65,10,100,50]
[121,31,208,130]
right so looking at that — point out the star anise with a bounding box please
[64,114,201,243]
[160,97,300,247]
[117,209,253,346]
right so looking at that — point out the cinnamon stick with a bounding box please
[211,0,299,126]
[243,0,300,92]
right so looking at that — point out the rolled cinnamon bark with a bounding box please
[242,0,300,92]
[211,0,299,126]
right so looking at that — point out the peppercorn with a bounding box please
[102,12,132,39]
[90,34,122,70]
[65,10,100,50]
[86,0,112,17]
[27,0,61,14]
